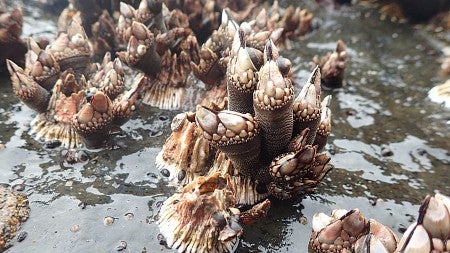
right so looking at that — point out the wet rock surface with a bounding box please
[0,0,449,252]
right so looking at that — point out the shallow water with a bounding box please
[1,1,449,252]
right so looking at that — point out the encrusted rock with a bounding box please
[0,184,30,251]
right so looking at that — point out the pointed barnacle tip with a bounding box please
[27,37,35,48]
[68,20,85,36]
[417,195,432,224]
[6,59,16,73]
[221,9,228,24]
[312,65,320,79]
[336,40,346,51]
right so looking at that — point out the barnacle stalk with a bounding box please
[49,21,92,76]
[7,60,50,113]
[25,37,61,90]
[195,106,262,177]
[313,40,348,88]
[293,66,322,145]
[91,11,118,56]
[191,10,238,87]
[0,7,27,72]
[253,40,294,161]
[117,21,162,76]
[72,90,114,148]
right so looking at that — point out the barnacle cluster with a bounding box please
[59,0,317,110]
[158,172,272,253]
[157,19,334,251]
[7,21,144,148]
[3,1,352,252]
[309,193,450,253]
[309,209,398,252]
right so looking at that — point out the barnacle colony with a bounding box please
[157,29,334,251]
[112,0,316,110]
[6,21,144,148]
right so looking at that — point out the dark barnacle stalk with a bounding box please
[253,39,294,161]
[191,10,238,87]
[91,11,119,57]
[135,0,166,32]
[70,0,106,36]
[159,38,333,201]
[70,0,139,36]
[115,1,201,110]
